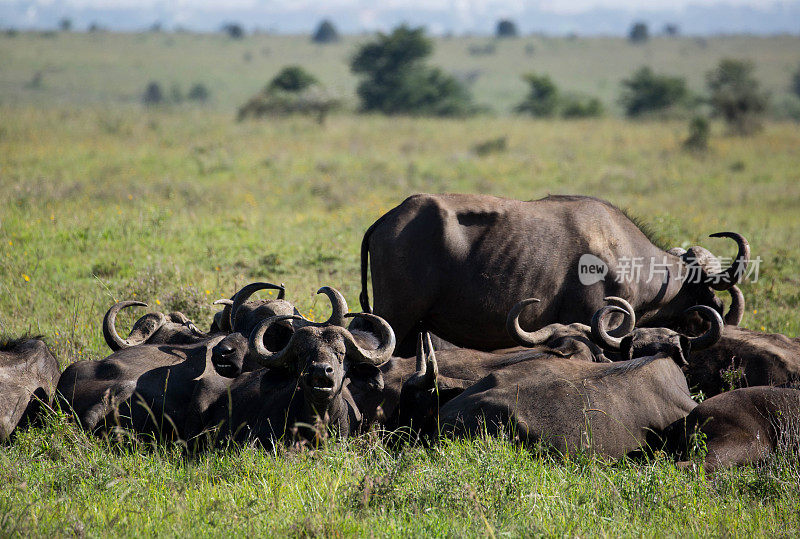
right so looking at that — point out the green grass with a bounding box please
[1,31,800,535]
[1,32,799,113]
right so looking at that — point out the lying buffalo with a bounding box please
[663,387,800,471]
[103,301,210,351]
[398,305,723,457]
[209,282,304,378]
[359,193,748,354]
[592,289,800,397]
[0,336,60,441]
[56,334,229,439]
[192,288,395,448]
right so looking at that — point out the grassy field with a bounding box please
[1,31,800,535]
[1,32,799,113]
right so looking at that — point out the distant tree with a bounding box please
[496,19,518,38]
[150,22,163,33]
[312,19,339,44]
[628,21,649,44]
[142,82,164,105]
[791,64,800,99]
[619,66,688,117]
[88,22,104,33]
[187,83,210,102]
[663,23,679,36]
[683,116,710,152]
[707,58,769,135]
[238,67,340,124]
[59,18,72,32]
[350,25,475,116]
[222,23,244,39]
[514,73,559,117]
[268,66,318,92]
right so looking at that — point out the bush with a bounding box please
[268,66,318,93]
[514,73,559,117]
[619,66,688,117]
[792,65,800,99]
[663,23,679,36]
[707,58,769,135]
[187,83,210,102]
[683,116,710,152]
[222,23,244,39]
[312,20,339,44]
[142,82,164,105]
[238,67,339,124]
[350,25,475,116]
[561,94,604,118]
[496,19,518,38]
[59,18,72,32]
[628,21,648,44]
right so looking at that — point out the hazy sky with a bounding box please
[2,0,798,34]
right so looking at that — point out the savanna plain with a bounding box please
[1,31,800,535]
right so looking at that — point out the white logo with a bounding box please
[578,254,608,285]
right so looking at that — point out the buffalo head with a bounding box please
[103,301,207,351]
[592,298,723,366]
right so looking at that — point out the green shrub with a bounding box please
[683,116,710,152]
[350,25,475,117]
[514,73,559,117]
[187,83,210,102]
[628,21,649,43]
[561,94,604,118]
[142,81,164,105]
[707,58,769,135]
[619,66,688,117]
[267,66,318,93]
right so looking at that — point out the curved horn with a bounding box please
[248,314,304,368]
[686,305,724,351]
[102,301,148,351]
[591,305,631,351]
[603,296,636,338]
[506,298,556,347]
[409,332,438,388]
[706,232,750,291]
[342,313,395,365]
[229,282,287,330]
[212,299,234,333]
[301,286,348,327]
[724,285,745,326]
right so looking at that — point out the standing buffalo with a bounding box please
[359,193,748,354]
[0,336,60,441]
[398,305,723,457]
[193,288,395,448]
[663,387,800,471]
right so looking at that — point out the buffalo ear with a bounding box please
[620,336,634,361]
[348,362,384,391]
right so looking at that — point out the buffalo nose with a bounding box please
[216,344,234,357]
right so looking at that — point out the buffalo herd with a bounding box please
[4,193,800,472]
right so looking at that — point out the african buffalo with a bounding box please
[192,288,395,449]
[103,301,210,351]
[0,336,60,441]
[209,282,304,378]
[593,288,800,397]
[56,334,229,439]
[359,193,748,354]
[663,387,800,471]
[398,305,723,457]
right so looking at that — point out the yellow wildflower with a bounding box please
[155,299,161,305]
[22,274,30,282]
